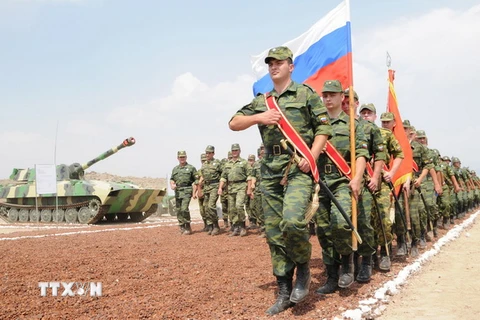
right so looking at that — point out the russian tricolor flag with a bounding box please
[251,0,352,95]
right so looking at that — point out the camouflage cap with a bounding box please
[322,80,343,93]
[344,88,359,101]
[177,150,187,157]
[442,155,451,162]
[257,147,262,156]
[248,154,255,161]
[403,119,411,129]
[452,157,460,163]
[231,143,240,151]
[432,149,440,156]
[264,46,293,63]
[359,103,376,113]
[410,126,416,133]
[205,145,215,153]
[200,153,207,161]
[416,130,426,138]
[380,112,394,121]
[228,151,232,157]
[260,142,264,149]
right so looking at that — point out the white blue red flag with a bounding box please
[251,0,352,95]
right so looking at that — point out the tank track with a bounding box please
[0,202,157,224]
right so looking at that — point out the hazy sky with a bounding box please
[1,0,479,179]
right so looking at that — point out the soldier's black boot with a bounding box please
[211,220,220,236]
[290,262,311,303]
[379,246,391,271]
[202,219,208,232]
[410,239,419,258]
[433,219,438,238]
[223,218,229,229]
[206,224,213,235]
[179,224,186,234]
[396,234,407,257]
[315,264,339,294]
[183,223,192,235]
[356,255,372,282]
[239,221,248,237]
[247,219,258,230]
[443,217,450,230]
[353,252,360,279]
[229,223,240,237]
[265,276,294,315]
[338,253,354,288]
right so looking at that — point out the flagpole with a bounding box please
[345,0,357,251]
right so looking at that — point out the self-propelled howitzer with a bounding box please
[0,137,166,224]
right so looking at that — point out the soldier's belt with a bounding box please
[177,183,192,187]
[264,144,290,156]
[321,164,340,175]
[228,180,247,184]
[204,179,219,184]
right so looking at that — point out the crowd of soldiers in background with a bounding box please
[170,89,480,285]
[170,143,266,237]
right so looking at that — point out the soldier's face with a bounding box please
[206,152,214,160]
[341,97,358,114]
[268,59,293,82]
[231,150,240,159]
[382,120,395,131]
[322,92,344,109]
[416,137,427,145]
[360,109,376,122]
[178,156,187,164]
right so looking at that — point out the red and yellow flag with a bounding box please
[386,69,413,188]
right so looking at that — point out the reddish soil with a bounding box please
[0,212,466,320]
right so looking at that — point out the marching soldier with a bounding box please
[170,151,198,235]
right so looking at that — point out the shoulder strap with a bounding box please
[264,95,319,183]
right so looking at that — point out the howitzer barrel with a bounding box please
[79,137,136,171]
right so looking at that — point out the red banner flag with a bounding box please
[386,69,413,188]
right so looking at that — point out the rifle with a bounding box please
[280,139,363,244]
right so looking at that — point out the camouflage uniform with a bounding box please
[315,112,369,266]
[373,127,403,248]
[248,150,264,232]
[220,152,232,228]
[356,118,387,260]
[437,156,454,227]
[410,140,433,246]
[220,144,251,236]
[170,151,198,231]
[452,159,467,216]
[245,154,257,228]
[197,154,208,231]
[233,81,331,278]
[200,146,223,232]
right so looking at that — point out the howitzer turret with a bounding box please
[69,137,136,179]
[0,137,166,224]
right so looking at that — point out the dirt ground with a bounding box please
[0,208,477,320]
[1,173,478,319]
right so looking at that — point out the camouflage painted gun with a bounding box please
[0,137,166,224]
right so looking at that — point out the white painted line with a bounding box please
[337,209,480,320]
[0,221,201,241]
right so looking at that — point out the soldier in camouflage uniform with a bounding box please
[218,143,250,237]
[196,153,208,231]
[229,46,331,315]
[245,154,259,229]
[315,80,368,294]
[198,145,223,236]
[170,151,198,235]
[248,147,265,237]
[408,127,436,256]
[220,152,233,229]
[363,109,404,271]
[415,130,442,241]
[436,154,458,229]
[341,95,386,283]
